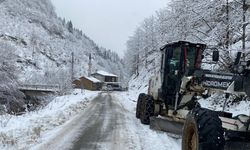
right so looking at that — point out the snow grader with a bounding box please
[136,41,250,150]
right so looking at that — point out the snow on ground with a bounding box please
[0,89,99,150]
[199,94,250,117]
[116,68,180,150]
[1,71,249,150]
[112,91,181,150]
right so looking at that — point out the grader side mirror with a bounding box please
[212,50,219,62]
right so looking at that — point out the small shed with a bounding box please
[73,76,102,91]
[91,70,118,82]
[72,79,82,88]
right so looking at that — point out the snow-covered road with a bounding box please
[2,89,249,150]
[0,90,181,150]
[70,93,130,150]
[71,93,181,150]
[35,92,181,150]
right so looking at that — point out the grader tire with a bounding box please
[136,93,146,119]
[140,95,154,125]
[182,107,225,150]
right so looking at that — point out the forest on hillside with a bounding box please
[0,0,126,114]
[125,0,250,76]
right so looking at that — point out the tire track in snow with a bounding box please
[34,92,181,150]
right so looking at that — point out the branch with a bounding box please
[191,9,213,30]
[192,28,222,44]
[191,33,206,43]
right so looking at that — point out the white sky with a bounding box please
[51,0,168,57]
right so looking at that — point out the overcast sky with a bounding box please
[51,0,168,57]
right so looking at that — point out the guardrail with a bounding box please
[18,84,60,92]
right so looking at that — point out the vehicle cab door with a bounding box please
[162,45,183,106]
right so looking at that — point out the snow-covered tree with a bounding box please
[125,0,250,76]
[0,0,127,113]
[0,42,25,114]
[67,21,73,33]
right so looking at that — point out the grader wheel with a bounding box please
[136,93,146,118]
[140,95,154,125]
[182,107,225,150]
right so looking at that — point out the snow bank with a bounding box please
[199,94,250,117]
[112,69,182,150]
[0,89,99,150]
[123,68,151,112]
[112,91,181,150]
[129,67,152,95]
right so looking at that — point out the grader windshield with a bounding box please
[162,41,205,77]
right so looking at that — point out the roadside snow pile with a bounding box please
[113,91,136,112]
[122,68,150,112]
[129,67,152,96]
[112,92,182,150]
[199,94,250,117]
[0,89,99,150]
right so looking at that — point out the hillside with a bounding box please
[0,0,126,87]
[125,0,250,87]
[125,0,250,120]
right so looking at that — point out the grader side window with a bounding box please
[186,46,202,75]
[168,47,181,74]
[186,46,196,69]
[169,59,179,73]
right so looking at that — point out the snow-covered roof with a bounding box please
[94,70,118,77]
[83,76,101,83]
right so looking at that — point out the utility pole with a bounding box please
[88,53,92,77]
[145,47,148,70]
[242,0,247,61]
[226,0,230,49]
[71,52,74,81]
[136,54,139,76]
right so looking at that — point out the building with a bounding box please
[91,70,118,82]
[91,70,121,90]
[73,76,102,91]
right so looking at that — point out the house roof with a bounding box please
[81,76,101,83]
[93,70,117,77]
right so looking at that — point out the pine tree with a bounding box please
[67,21,73,33]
